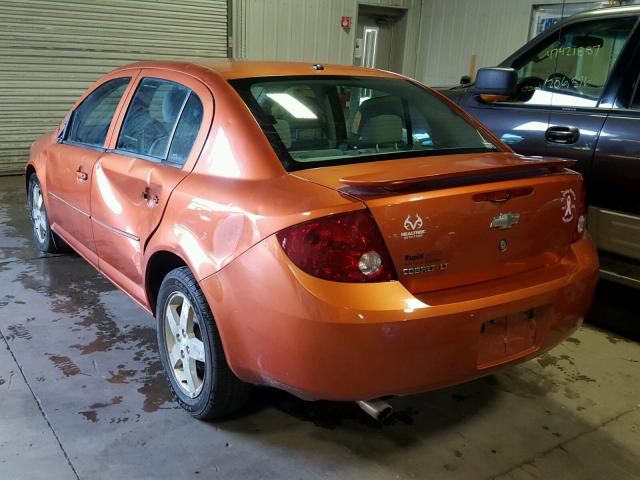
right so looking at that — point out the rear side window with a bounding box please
[116,78,204,166]
[167,94,204,167]
[66,77,130,147]
[117,78,190,160]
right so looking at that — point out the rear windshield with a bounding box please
[230,76,499,171]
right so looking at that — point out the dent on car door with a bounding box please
[90,72,211,306]
[45,75,134,262]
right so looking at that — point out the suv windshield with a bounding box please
[231,76,499,170]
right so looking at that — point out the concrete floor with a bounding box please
[0,175,639,480]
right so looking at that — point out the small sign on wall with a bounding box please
[354,38,363,58]
[341,16,351,30]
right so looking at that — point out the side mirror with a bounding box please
[473,67,517,100]
[459,75,471,85]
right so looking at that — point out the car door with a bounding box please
[90,70,212,305]
[544,15,638,180]
[588,49,640,267]
[46,73,135,262]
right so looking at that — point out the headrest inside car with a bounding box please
[359,114,403,146]
[162,87,188,123]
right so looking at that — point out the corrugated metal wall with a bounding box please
[232,0,423,78]
[416,0,602,87]
[0,0,228,175]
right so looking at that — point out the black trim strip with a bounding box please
[60,141,107,153]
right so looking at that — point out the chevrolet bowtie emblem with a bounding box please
[490,212,520,230]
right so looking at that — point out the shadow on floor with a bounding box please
[587,279,640,342]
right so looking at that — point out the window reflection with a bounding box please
[503,17,635,107]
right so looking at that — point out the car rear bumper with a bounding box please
[200,235,598,401]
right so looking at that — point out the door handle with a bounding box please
[545,125,580,144]
[75,168,88,181]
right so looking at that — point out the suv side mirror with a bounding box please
[473,67,517,99]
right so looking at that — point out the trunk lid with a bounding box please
[294,152,582,293]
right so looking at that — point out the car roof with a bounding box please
[115,59,403,81]
[567,4,640,21]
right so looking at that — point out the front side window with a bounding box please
[510,16,637,107]
[66,77,130,147]
[117,78,195,161]
[232,76,498,170]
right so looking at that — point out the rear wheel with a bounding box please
[156,267,252,419]
[27,173,63,253]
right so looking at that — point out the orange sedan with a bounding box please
[26,60,598,420]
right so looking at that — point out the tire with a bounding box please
[156,267,252,419]
[27,173,63,253]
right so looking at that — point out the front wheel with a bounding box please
[27,173,62,253]
[156,267,252,419]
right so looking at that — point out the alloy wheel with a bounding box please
[163,292,207,398]
[31,183,47,243]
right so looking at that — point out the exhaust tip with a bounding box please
[376,405,393,422]
[357,399,394,422]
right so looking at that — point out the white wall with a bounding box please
[232,0,424,78]
[415,0,605,86]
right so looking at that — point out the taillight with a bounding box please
[572,185,587,242]
[276,210,397,282]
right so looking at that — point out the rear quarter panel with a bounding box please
[143,72,363,284]
[144,172,362,282]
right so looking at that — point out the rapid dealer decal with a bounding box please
[561,189,576,223]
[401,214,425,240]
[401,252,448,276]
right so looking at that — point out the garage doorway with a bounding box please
[354,5,407,73]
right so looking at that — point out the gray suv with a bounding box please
[443,6,640,289]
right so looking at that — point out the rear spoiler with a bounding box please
[338,156,576,196]
[339,156,575,188]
